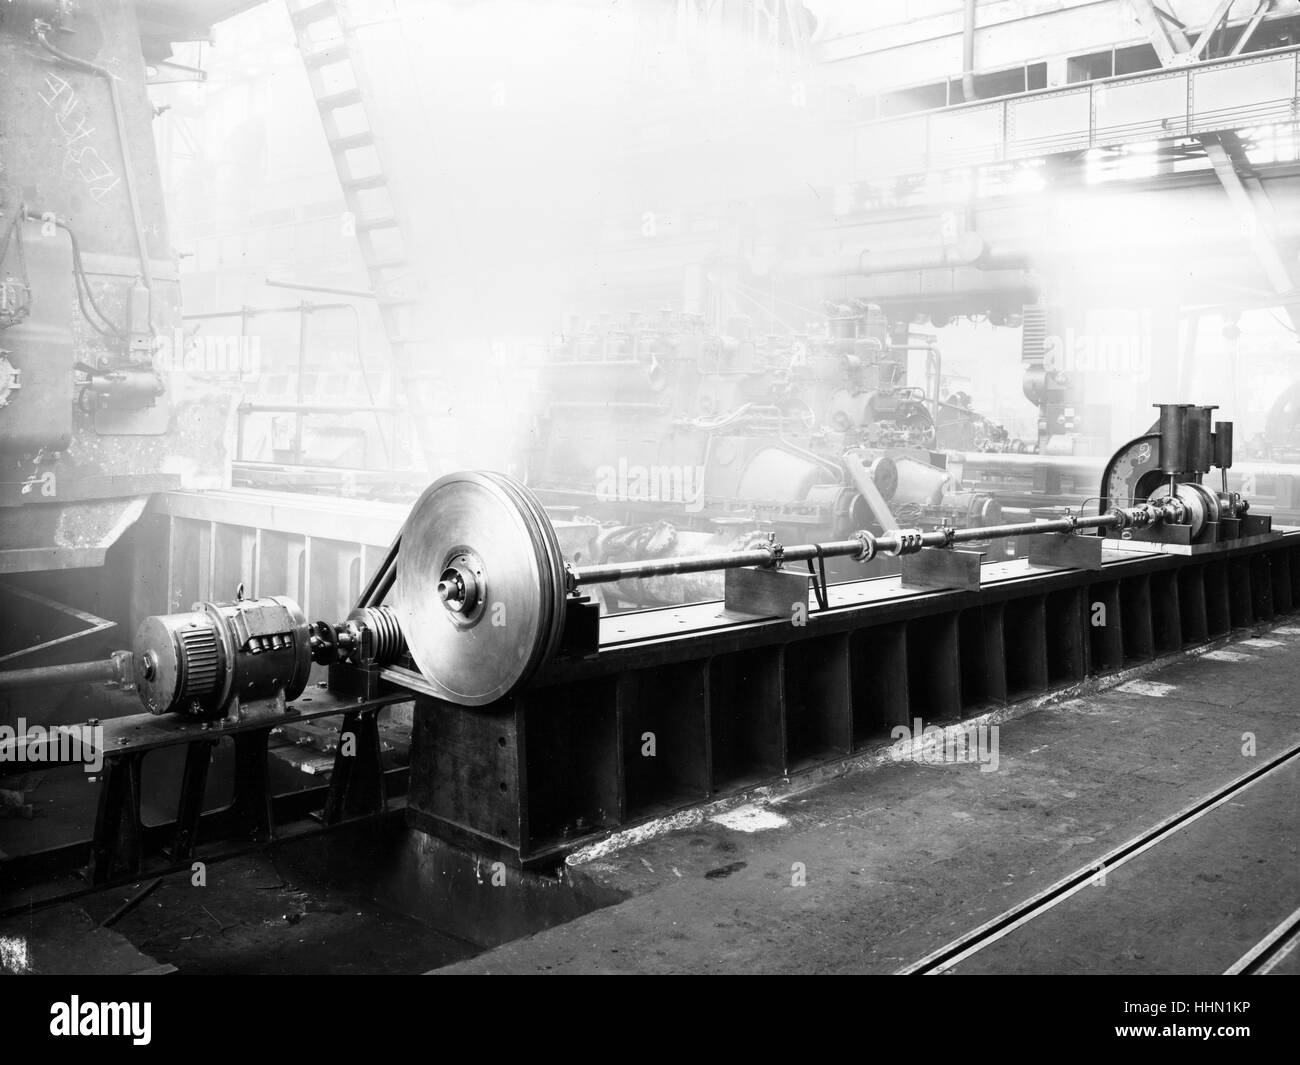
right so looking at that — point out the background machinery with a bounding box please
[529,301,1016,606]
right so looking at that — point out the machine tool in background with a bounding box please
[1018,304,1113,477]
[0,3,235,587]
[528,300,1020,605]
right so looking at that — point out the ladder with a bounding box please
[283,0,444,475]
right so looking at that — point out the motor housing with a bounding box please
[133,594,311,717]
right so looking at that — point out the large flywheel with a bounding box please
[393,471,566,706]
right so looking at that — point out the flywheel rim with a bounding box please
[393,471,562,706]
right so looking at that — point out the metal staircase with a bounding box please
[283,0,444,474]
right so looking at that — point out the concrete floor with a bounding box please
[4,620,1297,975]
[950,758,1300,974]
[437,624,1300,974]
[1,849,476,975]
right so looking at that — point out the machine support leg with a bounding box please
[900,548,984,592]
[168,739,217,861]
[322,708,387,824]
[88,752,145,884]
[225,729,274,842]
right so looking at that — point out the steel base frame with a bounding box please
[0,690,407,915]
[406,533,1300,867]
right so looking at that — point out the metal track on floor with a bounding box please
[898,740,1300,975]
[1225,904,1300,975]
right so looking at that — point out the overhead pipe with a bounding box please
[184,302,360,320]
[780,233,1024,279]
[265,277,376,300]
[961,0,978,102]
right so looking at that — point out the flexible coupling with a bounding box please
[884,529,924,557]
[853,530,877,564]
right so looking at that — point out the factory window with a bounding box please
[946,62,1047,103]
[1063,17,1300,86]
[296,220,327,262]
[184,272,219,313]
[1064,42,1161,83]
[219,234,243,267]
[196,237,220,272]
[876,60,1050,120]
[1254,19,1300,51]
[245,228,269,265]
[1247,124,1300,166]
[1066,50,1115,83]
[1113,42,1161,76]
[301,199,348,221]
[269,224,296,265]
[877,81,948,118]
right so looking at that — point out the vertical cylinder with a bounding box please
[1186,405,1216,474]
[962,0,978,101]
[128,278,151,337]
[1154,403,1191,474]
[1213,420,1234,470]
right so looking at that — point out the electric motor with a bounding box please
[133,595,311,716]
